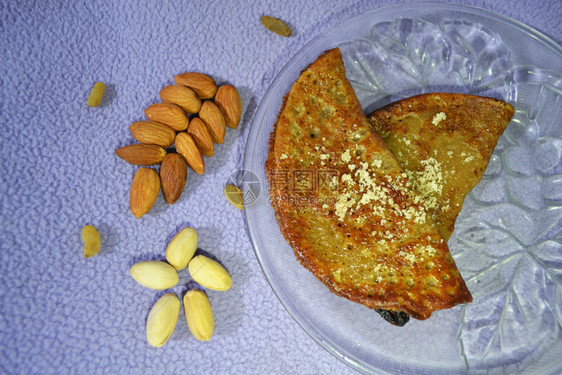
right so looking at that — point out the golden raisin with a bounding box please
[87,82,105,107]
[261,16,292,37]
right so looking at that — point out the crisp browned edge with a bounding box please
[367,92,515,128]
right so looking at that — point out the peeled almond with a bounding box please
[183,290,214,341]
[146,293,180,347]
[188,255,233,291]
[129,260,179,290]
[166,227,198,271]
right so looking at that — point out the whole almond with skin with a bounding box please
[115,144,166,166]
[130,167,161,218]
[183,289,214,341]
[199,100,226,144]
[188,255,233,291]
[175,132,204,175]
[174,72,217,100]
[214,85,242,129]
[160,153,187,204]
[145,103,189,131]
[146,293,180,347]
[187,118,214,157]
[160,85,201,114]
[129,260,179,289]
[129,121,176,148]
[165,227,198,271]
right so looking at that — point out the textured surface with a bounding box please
[0,0,560,374]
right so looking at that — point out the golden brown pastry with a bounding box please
[266,48,472,321]
[367,93,514,240]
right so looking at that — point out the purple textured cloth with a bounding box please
[0,0,560,374]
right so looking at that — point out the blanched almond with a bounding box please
[144,103,189,131]
[199,100,226,144]
[183,290,214,341]
[165,227,198,271]
[188,255,233,291]
[129,260,179,290]
[146,293,180,347]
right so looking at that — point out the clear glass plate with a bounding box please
[243,3,562,374]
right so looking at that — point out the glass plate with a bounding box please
[243,3,562,374]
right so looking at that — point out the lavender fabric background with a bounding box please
[0,0,560,374]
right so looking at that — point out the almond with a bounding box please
[160,85,201,114]
[165,227,198,271]
[175,132,204,175]
[144,103,189,131]
[129,260,179,289]
[146,293,180,347]
[188,255,233,291]
[174,72,217,100]
[81,225,101,258]
[129,121,176,148]
[160,153,187,204]
[214,85,242,129]
[187,118,214,157]
[115,144,166,166]
[183,289,214,341]
[130,167,161,218]
[199,100,226,144]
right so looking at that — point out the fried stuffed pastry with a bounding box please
[265,48,472,321]
[368,93,514,241]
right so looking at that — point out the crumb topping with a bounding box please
[432,112,447,126]
[341,149,351,163]
[405,157,443,210]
